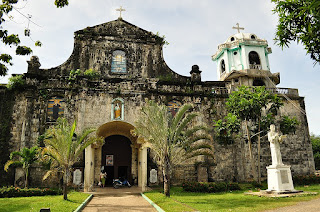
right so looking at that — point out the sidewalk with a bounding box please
[82,186,157,212]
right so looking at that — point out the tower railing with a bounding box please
[249,64,262,70]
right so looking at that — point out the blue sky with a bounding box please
[1,0,319,134]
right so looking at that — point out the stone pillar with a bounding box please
[94,147,102,183]
[84,145,95,192]
[131,145,138,185]
[138,146,148,191]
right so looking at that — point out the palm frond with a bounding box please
[184,125,210,137]
[173,112,198,142]
[9,151,23,160]
[4,160,23,172]
[171,103,193,130]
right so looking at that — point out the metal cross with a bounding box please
[116,6,126,19]
[232,23,244,33]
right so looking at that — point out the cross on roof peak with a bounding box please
[232,23,245,33]
[116,6,126,19]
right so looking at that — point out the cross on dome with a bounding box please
[232,23,244,33]
[116,6,126,19]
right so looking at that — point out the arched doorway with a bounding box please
[101,135,132,185]
[84,121,148,191]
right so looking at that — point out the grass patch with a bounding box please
[145,185,320,212]
[0,191,90,212]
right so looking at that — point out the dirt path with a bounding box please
[263,197,320,212]
[82,186,157,212]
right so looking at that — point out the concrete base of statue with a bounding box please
[266,164,298,193]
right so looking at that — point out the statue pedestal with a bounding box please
[266,164,295,193]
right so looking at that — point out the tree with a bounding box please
[225,86,283,183]
[311,134,320,170]
[4,146,39,188]
[42,117,102,200]
[133,100,214,197]
[0,0,69,76]
[272,0,320,64]
[214,113,242,180]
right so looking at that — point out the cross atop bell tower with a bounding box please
[232,23,244,33]
[116,6,126,19]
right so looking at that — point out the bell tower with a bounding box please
[212,24,279,87]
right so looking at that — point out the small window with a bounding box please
[230,37,235,42]
[234,79,239,83]
[233,51,238,55]
[251,35,256,39]
[111,50,127,73]
[220,59,226,73]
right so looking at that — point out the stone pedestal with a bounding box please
[266,165,295,192]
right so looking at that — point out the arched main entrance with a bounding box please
[83,121,148,191]
[102,135,132,185]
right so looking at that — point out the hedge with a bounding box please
[0,186,62,198]
[182,182,241,193]
[293,175,320,185]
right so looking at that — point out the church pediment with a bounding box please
[75,18,161,44]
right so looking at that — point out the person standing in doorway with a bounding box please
[100,171,107,188]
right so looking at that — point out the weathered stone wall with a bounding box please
[2,18,315,187]
[0,87,15,186]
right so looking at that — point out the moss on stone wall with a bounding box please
[0,88,15,186]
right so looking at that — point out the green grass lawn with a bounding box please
[144,185,320,212]
[0,191,90,212]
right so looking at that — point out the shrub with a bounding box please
[293,175,320,185]
[84,69,99,80]
[6,75,25,90]
[182,182,241,193]
[68,69,82,82]
[251,181,264,189]
[0,186,62,198]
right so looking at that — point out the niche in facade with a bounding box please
[111,98,124,120]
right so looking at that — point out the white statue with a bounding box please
[268,124,287,166]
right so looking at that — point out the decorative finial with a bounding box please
[232,23,244,33]
[116,6,126,19]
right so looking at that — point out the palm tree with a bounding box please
[133,100,214,197]
[42,117,103,200]
[4,146,39,188]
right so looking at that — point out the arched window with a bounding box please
[47,97,65,122]
[111,50,127,73]
[220,59,226,73]
[249,51,261,69]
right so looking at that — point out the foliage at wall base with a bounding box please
[0,186,62,198]
[182,181,241,193]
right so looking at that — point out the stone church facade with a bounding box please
[0,18,315,190]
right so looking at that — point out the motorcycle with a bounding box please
[112,177,131,189]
